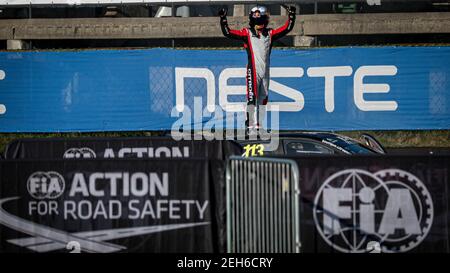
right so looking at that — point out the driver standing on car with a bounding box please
[218,5,296,133]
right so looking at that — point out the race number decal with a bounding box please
[242,144,265,157]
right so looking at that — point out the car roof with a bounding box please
[234,131,357,142]
[233,131,380,154]
[165,131,381,154]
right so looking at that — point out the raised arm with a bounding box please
[219,8,248,41]
[271,5,297,41]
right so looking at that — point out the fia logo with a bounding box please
[63,147,96,159]
[366,0,381,6]
[27,171,65,199]
[313,169,433,253]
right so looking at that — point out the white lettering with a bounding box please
[150,173,168,196]
[103,148,115,158]
[70,172,169,197]
[118,148,131,158]
[323,188,352,235]
[78,200,92,220]
[64,201,77,220]
[307,66,353,112]
[128,200,141,219]
[196,201,209,220]
[89,173,105,197]
[109,200,122,219]
[130,172,149,197]
[70,173,89,197]
[268,67,305,112]
[176,66,399,114]
[354,65,398,111]
[132,148,147,158]
[379,189,421,235]
[175,67,216,112]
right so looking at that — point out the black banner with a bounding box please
[2,152,448,253]
[386,147,450,155]
[287,155,450,253]
[3,137,242,160]
[0,158,226,253]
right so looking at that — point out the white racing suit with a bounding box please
[220,13,296,129]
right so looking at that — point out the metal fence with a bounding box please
[226,156,301,253]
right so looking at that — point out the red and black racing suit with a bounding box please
[220,13,296,128]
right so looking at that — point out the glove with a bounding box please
[218,8,228,18]
[287,6,296,15]
[282,4,297,15]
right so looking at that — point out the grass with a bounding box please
[0,131,161,155]
[338,130,450,148]
[0,130,449,154]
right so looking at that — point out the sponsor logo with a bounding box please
[313,169,433,253]
[0,170,210,252]
[63,146,190,159]
[175,66,397,113]
[367,0,381,6]
[27,171,65,199]
[247,68,254,102]
[175,67,304,113]
[321,140,351,155]
[63,148,96,159]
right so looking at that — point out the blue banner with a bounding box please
[0,47,449,132]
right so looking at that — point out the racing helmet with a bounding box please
[249,6,269,27]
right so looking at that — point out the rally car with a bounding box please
[234,132,386,157]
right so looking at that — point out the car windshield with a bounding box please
[321,135,376,154]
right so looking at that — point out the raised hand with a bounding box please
[288,6,296,15]
[281,4,297,15]
[218,8,228,18]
